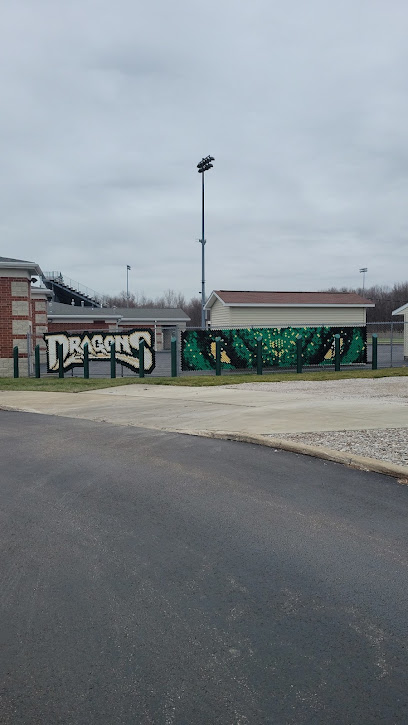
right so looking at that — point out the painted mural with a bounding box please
[181,327,366,371]
[44,329,155,373]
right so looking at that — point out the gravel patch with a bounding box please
[224,376,408,401]
[225,377,408,467]
[268,428,408,467]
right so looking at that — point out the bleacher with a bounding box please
[42,271,106,308]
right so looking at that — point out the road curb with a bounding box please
[2,403,407,483]
[189,430,408,483]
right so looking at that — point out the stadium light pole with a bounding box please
[359,267,367,293]
[197,155,214,328]
[126,265,131,306]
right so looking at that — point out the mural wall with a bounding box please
[181,327,366,371]
[44,329,155,373]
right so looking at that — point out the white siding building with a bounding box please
[205,291,374,328]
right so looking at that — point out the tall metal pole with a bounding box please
[126,266,129,305]
[201,172,206,329]
[197,156,214,330]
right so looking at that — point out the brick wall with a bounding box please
[0,275,31,376]
[32,294,50,362]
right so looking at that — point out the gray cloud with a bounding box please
[0,0,408,300]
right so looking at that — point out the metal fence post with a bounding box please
[256,336,263,375]
[215,337,221,376]
[372,334,378,370]
[296,335,303,373]
[57,342,64,378]
[177,326,182,377]
[110,341,116,378]
[139,340,145,378]
[83,343,89,379]
[35,345,40,378]
[334,334,340,372]
[13,346,19,378]
[171,336,177,377]
[390,321,394,368]
[26,331,32,377]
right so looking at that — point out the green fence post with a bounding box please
[13,346,19,378]
[215,337,221,376]
[35,345,40,378]
[372,334,378,370]
[334,334,340,372]
[296,335,303,374]
[83,343,89,379]
[171,336,177,377]
[139,340,145,378]
[256,336,263,375]
[110,341,116,378]
[57,342,64,378]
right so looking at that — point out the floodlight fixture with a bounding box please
[359,267,368,292]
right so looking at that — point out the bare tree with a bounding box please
[322,282,408,321]
[184,297,202,327]
[103,288,202,325]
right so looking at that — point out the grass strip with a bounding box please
[0,367,407,392]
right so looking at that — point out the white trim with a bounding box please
[47,315,187,323]
[48,315,121,321]
[204,291,225,309]
[210,302,374,309]
[120,317,187,322]
[204,291,374,310]
[0,259,42,275]
[392,303,408,315]
[31,287,53,298]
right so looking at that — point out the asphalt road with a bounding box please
[0,412,407,724]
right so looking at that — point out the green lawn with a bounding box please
[0,367,407,392]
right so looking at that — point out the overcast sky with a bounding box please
[1,0,407,299]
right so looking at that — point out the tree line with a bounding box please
[104,289,202,326]
[324,282,408,322]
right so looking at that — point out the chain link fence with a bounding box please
[366,321,406,368]
[33,322,407,378]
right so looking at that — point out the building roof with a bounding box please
[0,256,43,275]
[392,302,408,315]
[47,302,190,322]
[31,286,53,298]
[205,290,375,308]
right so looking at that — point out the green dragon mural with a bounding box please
[181,327,366,371]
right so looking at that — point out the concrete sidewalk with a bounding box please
[1,377,407,477]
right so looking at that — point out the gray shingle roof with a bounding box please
[47,302,190,321]
[0,256,35,263]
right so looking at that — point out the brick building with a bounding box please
[0,256,50,376]
[0,256,190,376]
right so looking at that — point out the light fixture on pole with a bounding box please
[126,265,131,306]
[359,267,367,292]
[197,155,214,329]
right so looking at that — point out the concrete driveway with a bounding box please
[1,376,407,475]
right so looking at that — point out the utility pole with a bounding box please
[197,155,214,328]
